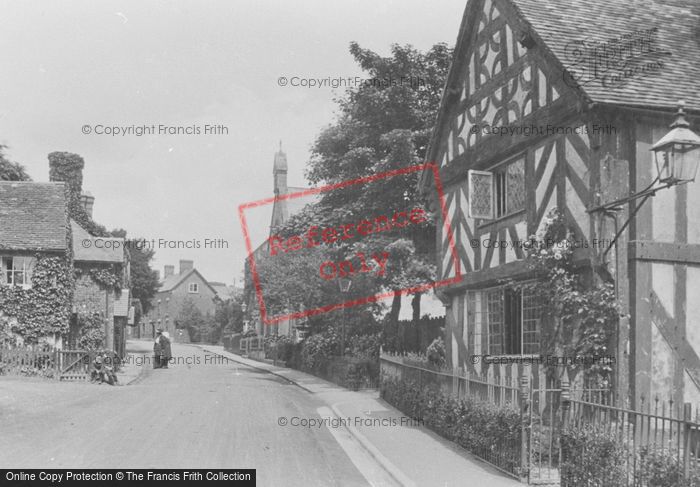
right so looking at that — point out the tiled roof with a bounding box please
[511,0,700,109]
[0,181,68,251]
[209,282,239,300]
[71,220,125,263]
[158,268,217,294]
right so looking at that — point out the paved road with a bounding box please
[0,343,379,486]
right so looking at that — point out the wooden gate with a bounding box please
[57,350,92,381]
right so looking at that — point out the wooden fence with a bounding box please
[0,346,112,381]
[240,336,264,355]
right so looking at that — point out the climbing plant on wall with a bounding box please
[74,264,124,294]
[0,255,73,344]
[48,151,109,237]
[521,208,619,387]
[75,312,105,350]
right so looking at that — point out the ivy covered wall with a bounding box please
[0,254,74,344]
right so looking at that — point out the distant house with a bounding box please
[0,153,131,355]
[144,260,218,342]
[208,281,239,302]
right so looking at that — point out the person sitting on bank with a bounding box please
[153,330,163,369]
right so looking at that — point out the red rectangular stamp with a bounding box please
[238,162,461,325]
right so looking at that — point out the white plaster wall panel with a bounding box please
[652,163,676,243]
[686,266,700,353]
[536,147,557,210]
[684,372,700,408]
[651,262,675,319]
[566,178,589,240]
[650,320,675,400]
[688,182,700,244]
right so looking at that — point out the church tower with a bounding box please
[270,142,289,231]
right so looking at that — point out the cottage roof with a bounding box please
[511,0,700,109]
[209,282,239,300]
[0,181,68,251]
[158,267,218,295]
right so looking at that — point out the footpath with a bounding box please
[115,339,153,385]
[198,344,521,487]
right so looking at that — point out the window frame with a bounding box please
[188,282,199,293]
[471,153,527,227]
[470,282,542,357]
[0,256,34,289]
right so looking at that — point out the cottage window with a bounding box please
[468,156,525,219]
[0,256,34,289]
[470,285,541,356]
[188,283,199,293]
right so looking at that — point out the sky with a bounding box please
[0,0,465,286]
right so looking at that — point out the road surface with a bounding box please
[0,342,390,486]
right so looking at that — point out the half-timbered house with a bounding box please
[420,0,700,407]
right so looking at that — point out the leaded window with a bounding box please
[469,284,542,357]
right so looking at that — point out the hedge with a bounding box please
[381,376,522,475]
[561,425,700,486]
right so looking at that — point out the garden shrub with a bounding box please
[426,336,446,368]
[636,447,700,487]
[264,334,295,363]
[559,425,700,486]
[299,330,339,371]
[381,376,521,473]
[560,425,627,486]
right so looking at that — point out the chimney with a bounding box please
[164,265,175,278]
[179,260,193,274]
[48,152,85,214]
[80,191,95,218]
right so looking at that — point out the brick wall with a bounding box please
[74,271,115,350]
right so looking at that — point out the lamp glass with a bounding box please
[654,142,700,184]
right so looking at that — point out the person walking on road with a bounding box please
[153,330,163,369]
[159,330,172,368]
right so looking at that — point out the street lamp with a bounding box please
[589,101,700,255]
[338,278,352,357]
[652,102,700,185]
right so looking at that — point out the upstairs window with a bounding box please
[468,156,525,220]
[188,283,199,293]
[0,256,34,289]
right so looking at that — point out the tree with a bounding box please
[215,292,245,336]
[110,228,160,315]
[289,42,452,334]
[0,145,31,181]
[176,298,208,343]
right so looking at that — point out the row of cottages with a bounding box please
[143,260,220,342]
[419,0,700,408]
[242,145,312,340]
[0,152,131,355]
